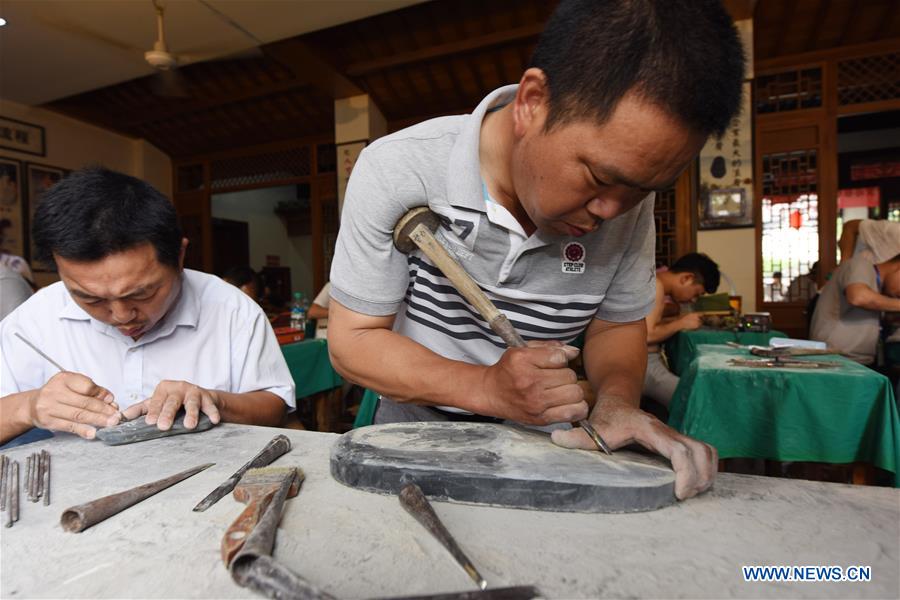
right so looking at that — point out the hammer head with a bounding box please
[393,206,441,254]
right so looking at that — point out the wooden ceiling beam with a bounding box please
[122,77,313,128]
[803,0,832,53]
[346,23,544,77]
[264,39,363,99]
[875,0,900,40]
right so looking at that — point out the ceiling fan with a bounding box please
[38,0,264,98]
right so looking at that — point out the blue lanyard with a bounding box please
[875,265,882,291]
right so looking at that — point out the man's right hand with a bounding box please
[679,312,703,331]
[27,372,120,439]
[480,341,587,424]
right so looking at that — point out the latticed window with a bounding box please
[755,68,823,114]
[654,186,677,267]
[838,52,900,107]
[210,146,312,191]
[761,150,820,303]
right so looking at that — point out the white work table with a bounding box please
[1,424,897,599]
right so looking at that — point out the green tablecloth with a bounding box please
[280,339,344,398]
[664,328,788,376]
[669,344,900,484]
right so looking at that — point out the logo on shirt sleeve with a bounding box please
[562,242,586,274]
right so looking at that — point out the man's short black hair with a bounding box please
[530,0,745,137]
[32,167,183,269]
[670,252,720,294]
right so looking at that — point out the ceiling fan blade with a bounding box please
[35,15,146,56]
[150,68,190,98]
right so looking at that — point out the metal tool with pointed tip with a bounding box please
[399,481,487,591]
[393,207,612,455]
[194,434,292,512]
[60,463,213,533]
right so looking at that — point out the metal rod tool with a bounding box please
[0,455,7,511]
[42,450,51,506]
[399,481,487,591]
[393,207,612,455]
[194,434,292,512]
[14,332,66,372]
[61,462,213,532]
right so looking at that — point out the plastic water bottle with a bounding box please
[290,292,307,332]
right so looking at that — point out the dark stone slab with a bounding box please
[96,412,216,446]
[330,422,676,513]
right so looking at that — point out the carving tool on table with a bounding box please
[399,480,487,591]
[221,467,335,599]
[61,462,213,532]
[194,434,292,512]
[393,207,612,455]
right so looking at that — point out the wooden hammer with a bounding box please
[393,207,612,454]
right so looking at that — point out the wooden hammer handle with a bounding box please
[409,223,526,348]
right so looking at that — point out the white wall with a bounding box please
[211,186,314,299]
[0,99,171,196]
[697,228,757,313]
[0,99,172,286]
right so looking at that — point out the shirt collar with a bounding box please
[57,272,199,345]
[446,85,519,214]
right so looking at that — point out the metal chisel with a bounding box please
[193,434,292,512]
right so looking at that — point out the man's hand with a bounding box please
[678,312,703,331]
[480,341,587,424]
[27,372,119,439]
[121,380,223,431]
[550,397,717,499]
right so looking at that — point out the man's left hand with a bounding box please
[121,380,223,430]
[550,397,717,500]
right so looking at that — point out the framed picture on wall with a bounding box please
[0,117,46,157]
[698,81,754,229]
[0,157,25,260]
[25,163,66,270]
[336,140,367,215]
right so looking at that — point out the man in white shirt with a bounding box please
[0,167,295,445]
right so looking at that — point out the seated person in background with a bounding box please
[0,264,32,320]
[767,271,784,301]
[0,167,295,445]
[786,261,820,302]
[0,218,35,288]
[643,253,720,407]
[308,282,330,338]
[308,282,331,321]
[810,252,900,364]
[223,266,262,301]
[839,219,900,265]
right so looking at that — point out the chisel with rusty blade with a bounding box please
[193,434,292,512]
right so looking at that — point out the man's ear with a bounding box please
[679,272,695,287]
[512,68,550,138]
[178,238,189,270]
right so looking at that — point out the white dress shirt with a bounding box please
[0,269,295,410]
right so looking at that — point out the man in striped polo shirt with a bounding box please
[328,0,745,500]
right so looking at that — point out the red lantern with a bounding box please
[789,210,803,230]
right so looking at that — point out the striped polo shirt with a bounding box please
[331,85,656,414]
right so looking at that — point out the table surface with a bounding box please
[669,344,900,481]
[2,424,898,599]
[665,329,787,376]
